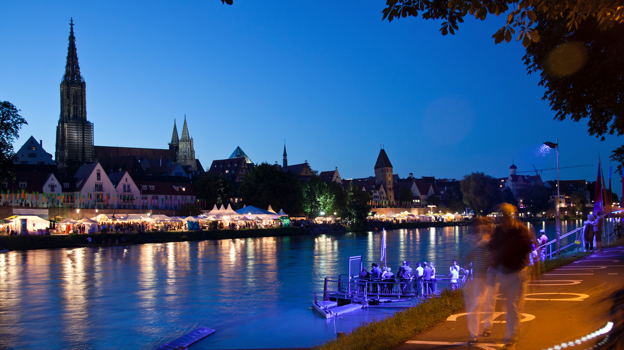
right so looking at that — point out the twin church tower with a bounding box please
[55,19,199,171]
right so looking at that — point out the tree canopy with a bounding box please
[516,185,551,214]
[460,172,501,215]
[344,185,371,228]
[239,163,303,215]
[382,0,624,47]
[0,101,27,182]
[194,175,235,209]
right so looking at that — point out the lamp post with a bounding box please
[544,139,560,255]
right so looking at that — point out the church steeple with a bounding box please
[170,119,179,145]
[63,18,83,85]
[181,114,190,141]
[283,143,288,167]
[56,18,93,168]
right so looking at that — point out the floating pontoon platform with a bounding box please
[156,327,215,350]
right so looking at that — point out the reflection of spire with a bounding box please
[63,18,83,85]
[181,114,190,141]
[170,119,179,145]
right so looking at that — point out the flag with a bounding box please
[608,165,613,217]
[594,159,604,215]
[380,228,386,262]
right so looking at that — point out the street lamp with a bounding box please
[544,139,560,255]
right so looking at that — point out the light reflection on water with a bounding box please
[0,222,579,349]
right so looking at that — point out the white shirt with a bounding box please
[450,269,459,283]
[416,266,424,278]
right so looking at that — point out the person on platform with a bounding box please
[584,215,595,252]
[415,262,424,296]
[423,262,434,296]
[593,211,604,252]
[370,263,382,279]
[487,203,533,350]
[449,261,460,291]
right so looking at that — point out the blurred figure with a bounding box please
[449,261,460,291]
[538,229,548,261]
[584,214,595,252]
[601,287,624,349]
[423,262,434,296]
[487,203,534,349]
[594,211,604,252]
[461,216,495,346]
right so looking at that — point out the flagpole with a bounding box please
[556,138,560,255]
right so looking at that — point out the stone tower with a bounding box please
[374,148,394,201]
[168,119,179,158]
[283,144,288,168]
[510,163,517,175]
[176,115,196,170]
[55,19,94,168]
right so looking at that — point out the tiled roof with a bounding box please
[374,149,393,169]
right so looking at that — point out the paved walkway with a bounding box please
[395,246,624,350]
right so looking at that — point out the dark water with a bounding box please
[0,221,584,349]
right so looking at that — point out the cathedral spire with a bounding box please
[170,119,179,145]
[181,114,190,141]
[283,143,288,167]
[63,18,83,85]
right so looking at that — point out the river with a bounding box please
[0,220,585,349]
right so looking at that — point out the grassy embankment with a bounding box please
[0,227,308,251]
[316,237,624,350]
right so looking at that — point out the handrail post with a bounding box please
[323,277,328,301]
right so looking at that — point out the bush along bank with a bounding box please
[0,227,309,251]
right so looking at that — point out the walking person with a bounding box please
[487,204,534,349]
[460,216,494,346]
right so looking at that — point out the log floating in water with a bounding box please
[156,327,215,350]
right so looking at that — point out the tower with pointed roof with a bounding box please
[283,144,288,168]
[55,19,94,168]
[168,119,179,157]
[374,147,394,201]
[176,115,197,171]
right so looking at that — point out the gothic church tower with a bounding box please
[374,148,394,201]
[55,19,94,168]
[168,119,179,159]
[176,115,197,171]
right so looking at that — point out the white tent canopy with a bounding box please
[277,209,288,217]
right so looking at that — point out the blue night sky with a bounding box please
[2,1,621,195]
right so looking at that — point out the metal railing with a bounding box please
[539,226,584,260]
[322,275,466,303]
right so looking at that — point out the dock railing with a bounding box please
[323,275,466,303]
[538,226,584,260]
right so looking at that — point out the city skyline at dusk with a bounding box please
[2,1,621,194]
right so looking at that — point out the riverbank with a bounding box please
[0,227,309,251]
